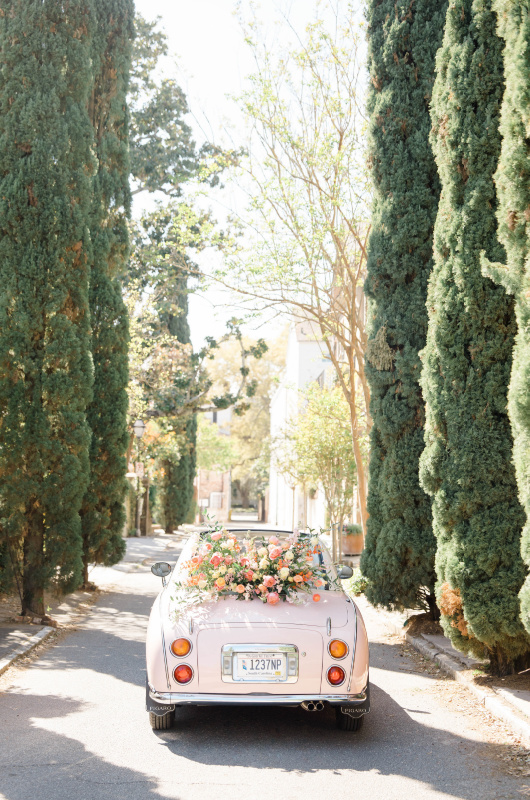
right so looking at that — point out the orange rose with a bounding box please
[236,584,246,593]
[215,577,226,589]
[293,575,304,584]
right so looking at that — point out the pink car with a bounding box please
[145,529,369,732]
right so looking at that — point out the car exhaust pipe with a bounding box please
[301,700,325,712]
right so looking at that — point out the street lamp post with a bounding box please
[133,419,146,537]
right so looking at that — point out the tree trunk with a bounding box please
[21,512,45,618]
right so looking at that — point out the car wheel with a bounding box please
[335,708,364,732]
[149,710,174,730]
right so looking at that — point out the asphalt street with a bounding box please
[0,538,526,800]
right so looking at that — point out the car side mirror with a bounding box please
[337,565,353,579]
[151,562,172,586]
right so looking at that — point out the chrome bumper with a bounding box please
[148,686,368,708]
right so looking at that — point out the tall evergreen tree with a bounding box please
[0,2,95,614]
[420,0,529,673]
[158,255,197,533]
[361,0,447,613]
[80,0,134,584]
[482,1,530,634]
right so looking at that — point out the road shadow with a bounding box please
[30,589,153,689]
[0,692,165,800]
[155,677,520,799]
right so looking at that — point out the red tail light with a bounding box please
[327,665,346,686]
[174,664,193,684]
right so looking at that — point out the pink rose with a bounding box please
[191,555,203,566]
[224,555,233,566]
[209,554,221,567]
[211,532,222,541]
[268,546,282,560]
[239,557,249,566]
[267,592,280,605]
[268,536,280,545]
[244,570,254,581]
[263,575,276,588]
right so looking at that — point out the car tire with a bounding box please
[335,708,364,732]
[149,710,174,730]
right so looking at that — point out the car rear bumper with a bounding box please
[147,684,369,709]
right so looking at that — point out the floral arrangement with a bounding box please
[172,525,330,612]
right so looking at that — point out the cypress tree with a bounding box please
[0,2,95,614]
[361,0,447,613]
[482,1,530,634]
[420,0,530,673]
[160,266,197,533]
[80,1,134,584]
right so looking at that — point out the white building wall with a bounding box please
[269,320,328,531]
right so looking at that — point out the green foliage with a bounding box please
[129,15,239,197]
[361,0,447,613]
[197,417,234,472]
[420,0,529,671]
[344,569,369,598]
[161,415,197,532]
[80,1,134,581]
[275,385,356,556]
[481,1,530,638]
[0,2,95,612]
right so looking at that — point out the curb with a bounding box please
[0,626,54,677]
[380,612,530,747]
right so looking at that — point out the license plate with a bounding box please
[234,653,287,682]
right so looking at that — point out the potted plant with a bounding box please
[342,523,364,555]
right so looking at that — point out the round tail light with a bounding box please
[327,665,346,686]
[170,638,192,657]
[174,664,193,684]
[328,639,348,659]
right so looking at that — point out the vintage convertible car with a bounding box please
[145,528,369,732]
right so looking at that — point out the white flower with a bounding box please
[258,547,267,557]
[285,551,294,562]
[279,567,290,580]
[219,565,227,575]
[197,579,207,589]
[259,558,269,570]
[226,538,236,550]
[288,576,294,582]
[311,536,319,546]
[212,571,220,579]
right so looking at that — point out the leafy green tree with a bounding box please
[80,1,134,585]
[481,1,530,637]
[126,17,240,532]
[196,416,234,472]
[129,15,238,198]
[361,0,447,616]
[275,385,357,560]
[420,0,530,674]
[0,2,95,614]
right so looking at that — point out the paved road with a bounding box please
[0,540,525,800]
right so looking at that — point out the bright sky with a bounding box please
[132,0,360,348]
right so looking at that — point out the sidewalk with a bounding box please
[357,595,530,746]
[0,532,185,677]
